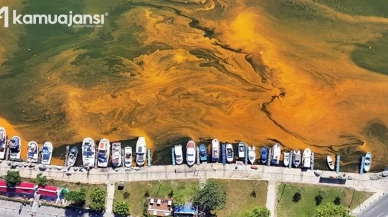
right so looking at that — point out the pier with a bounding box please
[244,145,248,165]
[311,152,315,170]
[64,146,69,167]
[267,148,272,166]
[196,147,200,165]
[336,155,340,174]
[171,147,175,166]
[147,149,151,167]
[288,152,293,169]
[360,156,365,175]
[222,144,226,165]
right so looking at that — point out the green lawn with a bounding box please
[212,179,268,217]
[276,183,373,217]
[114,180,199,216]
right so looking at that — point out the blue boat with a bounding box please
[261,147,267,164]
[199,144,207,162]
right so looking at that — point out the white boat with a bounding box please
[8,136,21,161]
[97,139,110,168]
[302,148,311,169]
[211,139,220,162]
[248,146,256,164]
[175,144,183,165]
[0,127,7,160]
[124,146,132,167]
[283,152,290,167]
[327,155,335,170]
[186,140,196,166]
[293,150,301,168]
[136,137,146,166]
[238,142,245,158]
[111,142,122,168]
[41,142,53,165]
[271,143,281,165]
[82,138,95,168]
[27,141,39,163]
[226,143,234,163]
[364,152,372,172]
[67,146,78,167]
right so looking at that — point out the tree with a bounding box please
[33,173,47,186]
[315,203,354,217]
[293,192,301,203]
[245,207,271,217]
[315,195,323,205]
[193,181,226,214]
[334,196,341,205]
[89,188,107,211]
[114,202,130,216]
[65,188,87,206]
[5,170,21,187]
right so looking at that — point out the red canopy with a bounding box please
[15,182,35,194]
[38,185,57,197]
[0,180,6,192]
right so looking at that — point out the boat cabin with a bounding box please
[147,198,173,216]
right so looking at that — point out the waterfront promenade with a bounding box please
[0,161,386,193]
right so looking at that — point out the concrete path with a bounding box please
[352,192,386,217]
[105,182,115,214]
[2,161,386,194]
[266,181,277,217]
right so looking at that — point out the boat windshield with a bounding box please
[176,155,182,158]
[200,151,205,156]
[187,154,194,157]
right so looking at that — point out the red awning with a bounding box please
[15,182,35,194]
[38,185,57,197]
[0,180,6,192]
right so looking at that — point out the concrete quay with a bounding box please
[0,161,386,193]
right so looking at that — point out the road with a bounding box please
[359,194,388,217]
[0,199,113,217]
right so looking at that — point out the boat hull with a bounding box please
[8,136,21,161]
[238,142,245,158]
[261,148,267,164]
[97,139,110,168]
[283,152,290,167]
[27,141,39,163]
[111,143,121,168]
[271,144,281,165]
[248,146,255,164]
[67,147,78,167]
[0,127,7,160]
[136,137,146,166]
[211,139,220,162]
[226,144,234,163]
[364,152,372,172]
[41,142,53,165]
[186,140,196,166]
[326,156,335,170]
[124,147,132,168]
[82,138,95,168]
[199,144,207,162]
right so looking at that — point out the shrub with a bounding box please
[292,192,301,203]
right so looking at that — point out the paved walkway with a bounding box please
[1,162,386,193]
[105,182,115,214]
[266,181,277,217]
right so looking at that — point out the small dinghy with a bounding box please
[41,142,53,165]
[8,136,21,161]
[124,146,132,167]
[248,146,256,164]
[175,145,183,165]
[364,152,372,172]
[0,127,7,160]
[271,143,281,165]
[226,143,234,163]
[211,139,220,162]
[111,142,122,168]
[136,137,146,166]
[302,148,311,169]
[199,144,207,162]
[82,138,95,168]
[293,150,301,168]
[283,152,290,167]
[326,155,335,170]
[67,146,78,167]
[261,147,267,164]
[97,139,110,168]
[27,141,39,163]
[186,140,196,166]
[238,142,245,159]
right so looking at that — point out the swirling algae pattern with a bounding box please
[0,0,388,169]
